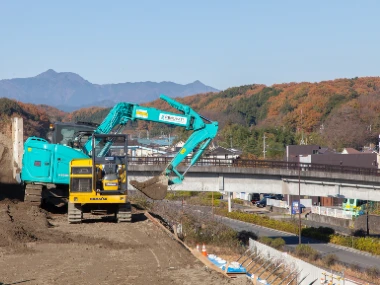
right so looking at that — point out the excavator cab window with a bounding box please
[93,136,127,158]
[51,123,96,145]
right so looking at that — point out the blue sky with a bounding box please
[0,1,379,90]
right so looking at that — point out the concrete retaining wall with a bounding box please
[249,239,359,285]
[308,213,354,228]
[307,213,380,235]
[355,214,380,235]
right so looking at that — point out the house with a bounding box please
[341,148,360,154]
[206,146,242,160]
[286,145,378,168]
[285,144,379,207]
[128,145,166,157]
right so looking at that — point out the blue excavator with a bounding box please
[20,95,218,205]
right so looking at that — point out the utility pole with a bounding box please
[212,191,214,219]
[366,200,370,236]
[263,134,267,159]
[298,160,302,244]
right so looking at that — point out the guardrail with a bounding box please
[311,206,355,220]
[128,156,380,177]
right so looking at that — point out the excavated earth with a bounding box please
[0,200,252,285]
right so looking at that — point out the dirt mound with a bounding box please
[0,200,53,248]
[0,200,139,253]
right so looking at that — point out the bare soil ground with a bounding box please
[0,200,252,285]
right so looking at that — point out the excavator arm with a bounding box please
[81,94,218,200]
[82,95,205,156]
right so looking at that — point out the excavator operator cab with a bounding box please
[92,134,128,193]
[46,122,98,147]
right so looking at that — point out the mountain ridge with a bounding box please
[0,70,219,111]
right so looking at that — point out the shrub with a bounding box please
[258,236,273,246]
[271,238,285,250]
[366,266,380,280]
[354,237,380,255]
[322,254,338,267]
[318,226,335,235]
[301,227,332,242]
[214,209,299,235]
[165,191,197,200]
[353,229,366,237]
[237,231,258,245]
[349,263,361,272]
[205,192,222,199]
[258,237,285,250]
[232,198,244,205]
[294,244,320,261]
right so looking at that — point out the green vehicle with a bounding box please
[342,198,367,216]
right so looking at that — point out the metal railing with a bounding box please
[128,156,380,177]
[311,206,356,220]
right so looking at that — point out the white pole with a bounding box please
[12,117,23,181]
[263,134,266,159]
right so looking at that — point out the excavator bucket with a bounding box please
[130,175,169,200]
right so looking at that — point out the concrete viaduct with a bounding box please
[127,159,380,202]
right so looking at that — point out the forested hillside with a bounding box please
[146,77,380,157]
[0,98,53,139]
[2,76,380,159]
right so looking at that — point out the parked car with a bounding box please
[273,194,284,201]
[256,197,270,208]
[262,194,283,200]
[250,193,261,204]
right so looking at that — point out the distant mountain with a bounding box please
[0,69,219,111]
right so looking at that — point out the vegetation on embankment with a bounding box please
[164,191,380,256]
[133,193,380,285]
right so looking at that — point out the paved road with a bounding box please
[165,201,380,269]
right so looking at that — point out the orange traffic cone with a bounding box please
[202,244,207,257]
[196,244,200,251]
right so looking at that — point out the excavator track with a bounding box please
[24,184,43,206]
[116,202,132,223]
[68,202,82,224]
